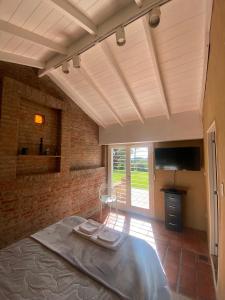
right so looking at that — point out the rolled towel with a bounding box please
[79,220,100,235]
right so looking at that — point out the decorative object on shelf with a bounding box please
[18,144,59,157]
[44,148,50,155]
[39,138,43,155]
[20,147,28,155]
[34,114,45,125]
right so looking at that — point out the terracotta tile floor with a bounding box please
[91,209,216,300]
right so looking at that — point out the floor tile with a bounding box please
[164,263,178,291]
[179,264,197,298]
[197,283,216,300]
[165,246,181,266]
[90,209,216,300]
[182,249,196,267]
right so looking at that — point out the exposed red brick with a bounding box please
[0,63,106,249]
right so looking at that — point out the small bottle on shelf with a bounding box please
[39,138,43,155]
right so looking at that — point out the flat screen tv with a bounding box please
[155,147,201,171]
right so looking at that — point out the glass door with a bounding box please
[111,146,128,208]
[130,146,149,210]
[109,144,153,215]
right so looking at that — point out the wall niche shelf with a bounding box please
[16,97,62,176]
[17,155,61,158]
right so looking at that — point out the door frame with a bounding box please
[108,143,154,217]
[207,121,219,256]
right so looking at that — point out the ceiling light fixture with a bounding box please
[62,61,69,74]
[149,7,161,28]
[72,54,81,68]
[116,26,126,46]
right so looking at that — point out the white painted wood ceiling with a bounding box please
[0,0,212,128]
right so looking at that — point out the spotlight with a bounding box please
[72,54,80,68]
[62,61,69,74]
[149,7,161,28]
[116,26,126,46]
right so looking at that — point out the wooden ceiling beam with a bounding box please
[48,72,106,128]
[100,41,145,123]
[142,15,170,119]
[79,67,124,126]
[45,0,97,35]
[0,20,67,55]
[134,0,144,8]
[0,50,44,69]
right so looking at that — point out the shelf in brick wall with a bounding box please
[17,155,61,158]
[16,155,61,176]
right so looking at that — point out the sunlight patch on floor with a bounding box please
[104,212,125,232]
[129,218,156,250]
[104,212,156,249]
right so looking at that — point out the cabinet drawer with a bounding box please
[166,221,180,231]
[166,213,182,231]
[166,202,179,214]
[167,213,178,223]
[166,192,181,199]
[167,197,177,206]
[166,193,180,202]
[167,200,178,209]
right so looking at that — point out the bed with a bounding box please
[0,216,171,300]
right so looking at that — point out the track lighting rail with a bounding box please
[38,0,170,77]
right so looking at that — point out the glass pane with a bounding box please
[130,147,149,209]
[112,148,126,204]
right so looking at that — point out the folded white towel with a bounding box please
[73,222,126,250]
[79,220,100,235]
[97,228,121,243]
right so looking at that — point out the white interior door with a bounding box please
[109,144,154,216]
[207,125,219,256]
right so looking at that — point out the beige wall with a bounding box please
[203,0,225,298]
[154,140,207,231]
[99,111,203,145]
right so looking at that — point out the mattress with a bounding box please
[0,237,119,300]
[0,216,170,300]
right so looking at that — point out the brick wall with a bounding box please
[0,63,106,248]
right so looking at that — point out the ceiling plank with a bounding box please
[44,0,97,35]
[48,72,106,128]
[142,16,170,119]
[0,50,44,69]
[0,20,67,55]
[78,67,124,126]
[38,0,171,77]
[100,41,145,123]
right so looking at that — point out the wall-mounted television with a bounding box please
[154,147,201,171]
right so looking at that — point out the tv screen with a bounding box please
[155,147,201,171]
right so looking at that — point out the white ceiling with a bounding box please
[0,0,213,129]
[0,0,131,62]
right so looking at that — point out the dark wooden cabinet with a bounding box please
[161,188,186,232]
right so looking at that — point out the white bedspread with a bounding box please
[32,216,170,300]
[0,216,171,300]
[0,238,118,299]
